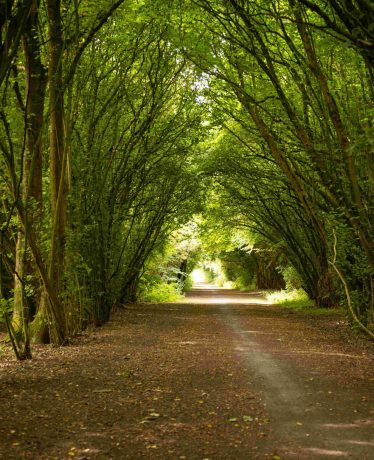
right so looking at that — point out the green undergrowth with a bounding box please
[232,275,255,292]
[139,282,183,303]
[235,283,256,292]
[266,288,312,307]
[183,277,194,292]
[266,289,342,315]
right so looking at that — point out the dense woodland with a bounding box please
[0,0,373,360]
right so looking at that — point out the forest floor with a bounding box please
[0,284,373,460]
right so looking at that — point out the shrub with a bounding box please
[282,266,303,290]
[139,282,182,303]
[266,288,312,309]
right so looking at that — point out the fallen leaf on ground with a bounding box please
[141,412,161,423]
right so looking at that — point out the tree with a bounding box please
[174,0,373,326]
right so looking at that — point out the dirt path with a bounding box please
[0,285,373,459]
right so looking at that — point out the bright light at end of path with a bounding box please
[191,268,206,283]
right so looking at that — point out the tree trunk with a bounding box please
[255,254,285,290]
[12,0,46,355]
[292,0,374,272]
[31,0,67,343]
[47,0,67,290]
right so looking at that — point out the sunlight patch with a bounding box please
[191,269,206,283]
[322,423,358,429]
[346,440,374,447]
[303,448,348,456]
[291,351,368,359]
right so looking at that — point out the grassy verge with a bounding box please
[266,289,343,315]
[139,282,183,303]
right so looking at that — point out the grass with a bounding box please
[266,289,342,315]
[139,282,182,303]
[266,288,312,307]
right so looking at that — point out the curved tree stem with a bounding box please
[329,231,374,340]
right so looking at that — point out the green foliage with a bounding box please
[1,0,374,357]
[266,289,314,310]
[139,282,182,303]
[281,266,303,291]
[267,287,343,316]
[203,267,217,284]
[0,297,13,323]
[232,275,256,292]
[183,276,194,292]
[137,220,203,301]
[220,250,256,291]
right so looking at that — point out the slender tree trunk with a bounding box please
[47,0,66,291]
[30,0,67,343]
[241,99,335,306]
[12,0,46,354]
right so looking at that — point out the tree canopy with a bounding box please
[1,0,373,359]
